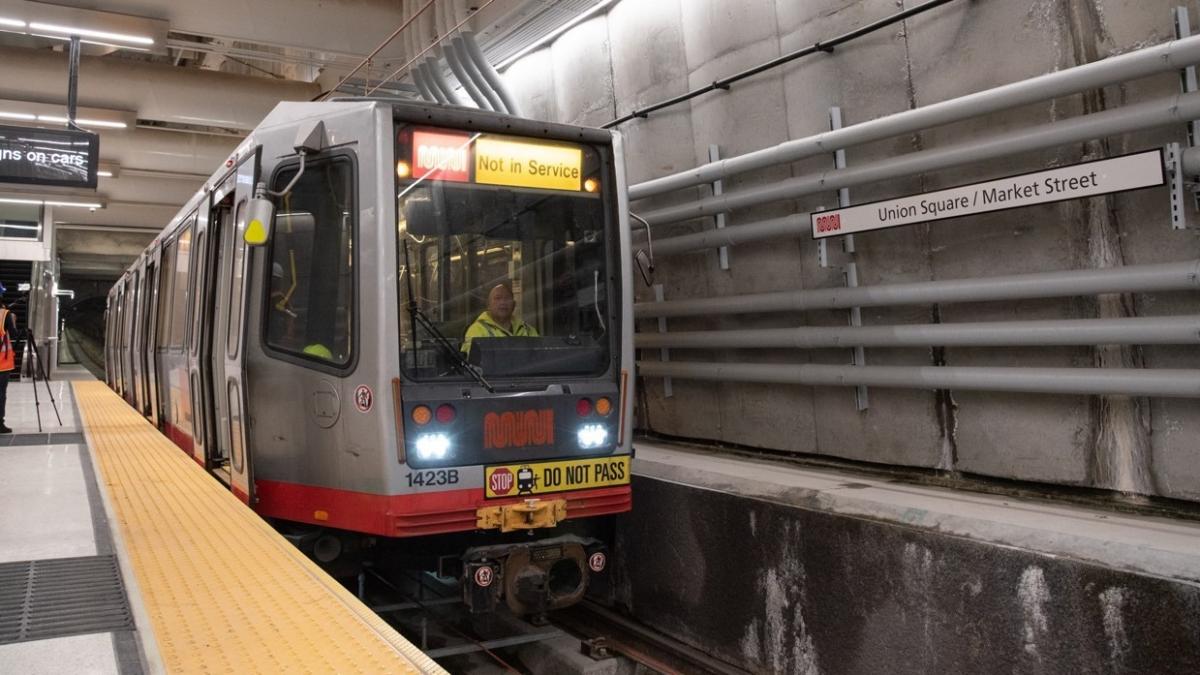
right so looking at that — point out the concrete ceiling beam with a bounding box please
[0,45,319,130]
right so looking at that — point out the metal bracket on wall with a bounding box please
[653,284,673,398]
[1174,6,1200,223]
[829,106,869,411]
[708,145,731,270]
[1166,142,1190,230]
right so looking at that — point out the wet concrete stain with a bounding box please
[613,476,1200,675]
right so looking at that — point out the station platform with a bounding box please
[0,368,445,674]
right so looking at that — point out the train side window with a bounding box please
[264,156,354,368]
[157,241,176,347]
[170,223,193,349]
[189,228,207,356]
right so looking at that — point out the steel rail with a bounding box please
[638,362,1200,398]
[635,315,1200,350]
[635,260,1200,319]
[629,32,1200,200]
[637,91,1200,225]
[555,601,750,675]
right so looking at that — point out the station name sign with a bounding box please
[409,129,584,192]
[0,125,100,189]
[811,149,1165,239]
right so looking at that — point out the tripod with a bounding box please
[22,333,62,432]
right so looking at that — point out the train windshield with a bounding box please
[395,125,613,382]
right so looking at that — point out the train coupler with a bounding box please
[461,536,609,615]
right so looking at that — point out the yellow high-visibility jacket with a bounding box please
[461,311,538,353]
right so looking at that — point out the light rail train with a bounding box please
[104,99,634,615]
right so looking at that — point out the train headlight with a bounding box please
[577,424,607,449]
[415,433,451,460]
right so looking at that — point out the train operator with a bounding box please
[462,282,538,353]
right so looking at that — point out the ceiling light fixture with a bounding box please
[97,170,113,177]
[28,32,153,52]
[0,17,25,28]
[27,22,153,45]
[44,200,103,208]
[496,0,615,70]
[0,111,37,121]
[36,115,127,129]
[0,197,103,208]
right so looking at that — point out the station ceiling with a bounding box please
[0,0,605,279]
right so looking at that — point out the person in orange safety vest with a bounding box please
[0,282,19,434]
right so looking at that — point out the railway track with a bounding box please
[357,565,745,674]
[552,600,749,675]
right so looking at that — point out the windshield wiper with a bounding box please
[401,236,494,392]
[406,301,494,392]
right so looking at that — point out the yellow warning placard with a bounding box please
[485,455,630,499]
[475,137,583,191]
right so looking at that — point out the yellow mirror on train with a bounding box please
[244,196,274,246]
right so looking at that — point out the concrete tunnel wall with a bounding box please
[501,0,1200,502]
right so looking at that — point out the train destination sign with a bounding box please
[811,149,1165,239]
[0,125,100,189]
[475,136,582,192]
[408,128,584,192]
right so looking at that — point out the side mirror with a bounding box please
[244,184,274,246]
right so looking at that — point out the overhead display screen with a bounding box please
[0,125,100,189]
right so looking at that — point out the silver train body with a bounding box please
[104,100,635,614]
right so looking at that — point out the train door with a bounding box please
[106,289,119,391]
[144,247,162,424]
[122,274,137,404]
[129,266,143,409]
[115,281,126,396]
[204,149,260,503]
[188,195,215,466]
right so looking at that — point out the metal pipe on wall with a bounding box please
[635,315,1200,350]
[453,36,505,111]
[635,260,1200,319]
[461,32,521,116]
[442,44,492,109]
[419,60,452,104]
[649,214,808,256]
[629,33,1200,201]
[638,90,1200,225]
[411,66,437,102]
[637,361,1200,398]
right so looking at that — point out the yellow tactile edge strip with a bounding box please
[74,381,446,675]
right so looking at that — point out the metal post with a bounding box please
[1176,7,1199,145]
[844,263,869,410]
[829,107,868,410]
[67,36,80,129]
[653,284,673,398]
[708,145,730,270]
[1174,6,1200,225]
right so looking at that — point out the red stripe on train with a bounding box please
[254,479,633,537]
[161,420,199,463]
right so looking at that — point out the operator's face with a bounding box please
[488,286,514,324]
